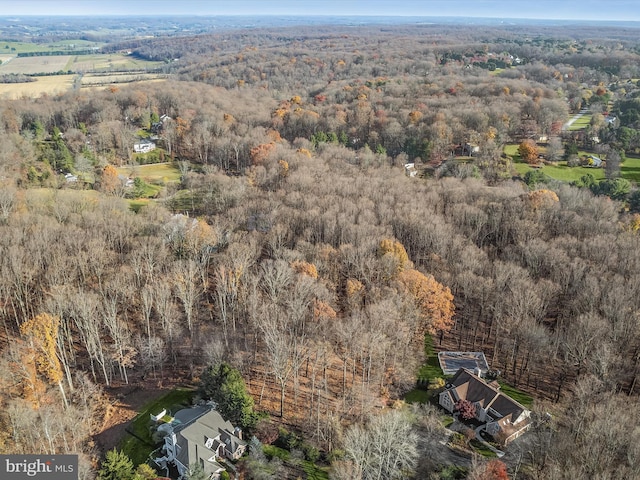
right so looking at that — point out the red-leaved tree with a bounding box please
[455,398,477,420]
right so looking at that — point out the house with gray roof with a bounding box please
[439,368,531,445]
[153,406,246,480]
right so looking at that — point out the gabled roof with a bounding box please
[449,368,500,408]
[486,393,525,423]
[447,368,528,422]
[173,408,245,477]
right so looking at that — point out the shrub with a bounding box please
[303,444,320,463]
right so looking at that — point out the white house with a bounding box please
[133,138,156,154]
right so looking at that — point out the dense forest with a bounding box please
[2,21,640,480]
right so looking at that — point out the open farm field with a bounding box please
[0,41,56,54]
[81,72,167,86]
[0,74,75,98]
[72,53,164,72]
[0,55,72,74]
[0,39,104,54]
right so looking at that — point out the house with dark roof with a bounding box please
[439,368,531,445]
[153,406,246,480]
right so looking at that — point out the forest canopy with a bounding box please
[0,20,640,480]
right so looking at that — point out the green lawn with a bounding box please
[567,114,592,131]
[128,198,152,212]
[504,144,519,157]
[620,156,640,183]
[117,162,181,184]
[513,161,606,183]
[505,143,620,184]
[469,439,498,458]
[406,335,446,404]
[513,156,640,185]
[0,42,59,54]
[404,389,431,404]
[417,335,445,383]
[119,388,195,466]
[497,381,533,408]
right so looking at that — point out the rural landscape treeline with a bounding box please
[1,17,640,479]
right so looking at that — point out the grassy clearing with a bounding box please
[0,42,55,54]
[405,335,444,404]
[620,156,640,183]
[81,78,167,92]
[568,114,592,131]
[0,55,72,74]
[0,40,104,54]
[303,461,330,480]
[0,74,75,99]
[119,388,195,466]
[505,144,611,184]
[117,163,181,184]
[469,439,498,458]
[73,54,164,72]
[504,144,519,157]
[417,335,445,383]
[81,71,165,85]
[0,51,161,75]
[513,161,606,182]
[498,381,533,408]
[263,444,290,461]
[514,156,640,184]
[128,198,152,213]
[404,389,431,404]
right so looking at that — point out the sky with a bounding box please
[0,0,638,22]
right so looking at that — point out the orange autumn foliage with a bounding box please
[297,148,312,158]
[409,110,423,124]
[291,260,318,279]
[397,269,455,335]
[527,189,559,210]
[250,142,276,166]
[313,299,337,320]
[518,139,539,165]
[378,238,411,276]
[345,278,364,297]
[19,313,64,407]
[101,164,119,194]
[180,217,217,258]
[278,159,289,178]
